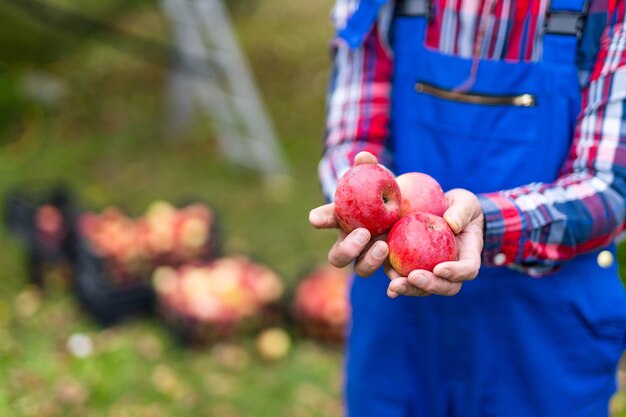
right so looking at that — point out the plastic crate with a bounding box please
[72,201,221,326]
[3,185,77,286]
[72,238,156,326]
[158,300,288,347]
[153,257,288,347]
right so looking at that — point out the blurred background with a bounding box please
[1,1,626,416]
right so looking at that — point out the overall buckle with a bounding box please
[544,9,587,39]
[395,0,588,39]
[394,0,431,19]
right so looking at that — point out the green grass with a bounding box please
[0,1,343,416]
[2,1,626,416]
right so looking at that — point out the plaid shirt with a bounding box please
[319,0,626,275]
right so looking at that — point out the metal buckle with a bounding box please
[394,0,431,19]
[544,10,585,39]
[396,0,586,39]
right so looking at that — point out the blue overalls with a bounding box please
[339,1,626,416]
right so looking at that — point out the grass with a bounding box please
[1,0,626,416]
[0,1,342,416]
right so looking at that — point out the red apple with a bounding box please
[396,172,447,217]
[387,212,457,276]
[293,264,350,344]
[334,164,401,236]
[35,205,64,238]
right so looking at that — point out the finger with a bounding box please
[354,151,378,165]
[433,258,480,282]
[387,277,431,298]
[407,270,462,296]
[354,240,389,277]
[443,189,481,234]
[328,228,371,268]
[309,203,338,229]
[384,260,402,280]
[433,223,483,281]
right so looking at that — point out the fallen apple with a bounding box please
[334,164,401,236]
[256,327,291,361]
[293,264,350,344]
[387,212,457,276]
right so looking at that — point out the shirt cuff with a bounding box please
[478,192,526,267]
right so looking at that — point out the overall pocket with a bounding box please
[393,70,575,193]
[414,81,539,143]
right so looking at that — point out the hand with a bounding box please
[308,152,389,277]
[387,188,484,298]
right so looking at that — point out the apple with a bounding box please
[396,172,447,217]
[154,256,284,327]
[79,201,220,285]
[256,327,291,361]
[293,264,350,343]
[387,212,457,276]
[334,164,401,236]
[177,215,209,251]
[35,204,65,241]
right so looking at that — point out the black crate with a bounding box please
[71,201,220,327]
[72,238,156,327]
[3,185,77,286]
[153,257,290,348]
[157,299,289,348]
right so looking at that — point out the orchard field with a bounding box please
[1,1,626,416]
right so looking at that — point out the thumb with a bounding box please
[354,151,378,165]
[443,189,481,234]
[309,203,338,229]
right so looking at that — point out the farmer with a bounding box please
[308,0,626,415]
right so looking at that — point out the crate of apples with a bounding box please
[72,200,219,326]
[4,186,76,287]
[292,264,351,345]
[152,256,285,347]
[77,200,219,286]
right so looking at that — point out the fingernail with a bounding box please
[354,229,370,245]
[438,269,450,279]
[447,213,462,232]
[308,209,323,224]
[388,290,398,299]
[372,243,387,260]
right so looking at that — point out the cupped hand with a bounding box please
[387,188,484,298]
[308,151,389,277]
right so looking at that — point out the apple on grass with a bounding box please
[334,164,401,236]
[396,172,447,217]
[256,327,291,361]
[387,212,457,276]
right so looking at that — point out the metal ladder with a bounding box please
[162,0,290,178]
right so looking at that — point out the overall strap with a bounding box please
[395,0,431,18]
[337,0,391,48]
[542,0,589,65]
[395,0,587,65]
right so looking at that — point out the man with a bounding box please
[309,0,626,415]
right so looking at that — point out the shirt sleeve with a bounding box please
[479,4,626,275]
[319,0,394,201]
